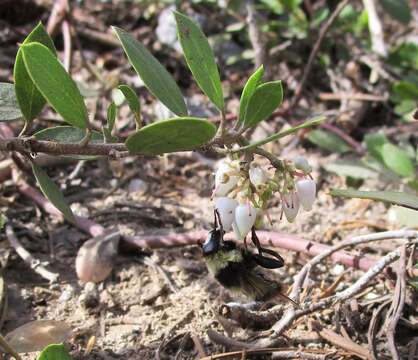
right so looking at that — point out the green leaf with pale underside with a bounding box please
[14,22,56,124]
[125,117,216,155]
[118,85,140,115]
[21,43,88,129]
[32,163,75,222]
[107,102,116,132]
[113,27,187,117]
[34,126,104,160]
[381,0,411,24]
[0,82,22,121]
[330,189,418,211]
[34,126,103,143]
[174,11,224,111]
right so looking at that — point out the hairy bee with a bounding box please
[201,211,286,302]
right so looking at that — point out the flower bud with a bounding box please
[249,165,269,187]
[294,156,312,174]
[213,160,239,197]
[215,197,238,231]
[234,203,258,240]
[283,192,300,222]
[295,179,316,211]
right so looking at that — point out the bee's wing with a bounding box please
[241,271,281,302]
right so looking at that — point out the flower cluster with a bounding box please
[212,155,316,240]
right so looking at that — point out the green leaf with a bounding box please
[388,43,418,70]
[112,27,187,117]
[32,163,75,222]
[237,65,264,128]
[330,189,418,211]
[364,133,415,177]
[117,84,141,128]
[34,126,104,159]
[174,11,224,111]
[381,143,415,178]
[125,117,216,155]
[388,205,418,228]
[391,81,418,103]
[381,0,411,24]
[34,126,103,144]
[107,102,116,132]
[37,344,72,360]
[117,84,140,115]
[14,22,56,124]
[308,129,352,153]
[324,159,379,179]
[243,81,283,128]
[364,133,388,162]
[0,83,22,121]
[21,43,88,129]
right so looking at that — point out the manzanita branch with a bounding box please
[14,174,385,272]
[0,137,127,157]
[231,115,326,153]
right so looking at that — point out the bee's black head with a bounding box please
[201,228,224,255]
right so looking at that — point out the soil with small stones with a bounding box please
[1,1,418,359]
[1,146,407,360]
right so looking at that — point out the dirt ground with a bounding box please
[2,145,408,359]
[1,0,418,359]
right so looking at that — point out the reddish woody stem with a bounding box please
[16,176,381,271]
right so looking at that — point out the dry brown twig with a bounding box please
[312,320,372,359]
[5,225,59,283]
[255,239,417,348]
[385,245,407,360]
[291,0,351,109]
[200,335,331,360]
[367,298,392,360]
[245,0,268,73]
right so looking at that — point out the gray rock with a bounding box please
[156,6,182,52]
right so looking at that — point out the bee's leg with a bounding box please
[250,226,263,255]
[251,227,285,265]
[252,253,284,269]
[213,209,219,229]
[243,235,248,251]
[214,209,224,232]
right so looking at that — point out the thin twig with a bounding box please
[362,0,387,57]
[190,332,207,358]
[246,0,267,73]
[312,321,372,359]
[5,225,59,283]
[46,0,68,36]
[0,137,127,157]
[291,0,350,108]
[62,19,72,72]
[385,245,407,360]
[0,334,23,360]
[256,242,416,348]
[319,92,387,102]
[319,123,365,154]
[367,299,391,360]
